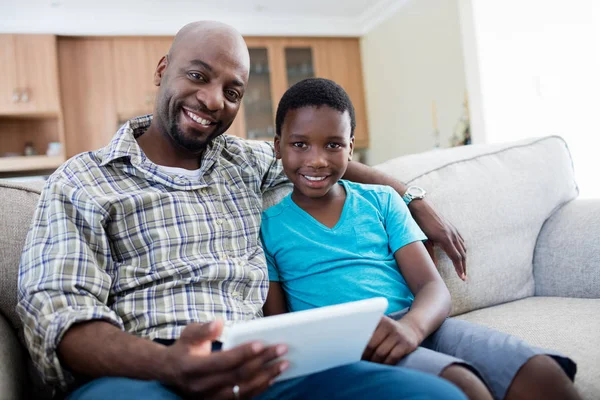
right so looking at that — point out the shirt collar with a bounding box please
[98,114,225,183]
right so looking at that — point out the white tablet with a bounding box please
[221,297,388,382]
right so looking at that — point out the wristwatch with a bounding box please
[402,186,427,206]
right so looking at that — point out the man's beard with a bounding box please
[168,119,211,153]
[166,105,230,153]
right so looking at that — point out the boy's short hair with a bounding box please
[275,78,356,138]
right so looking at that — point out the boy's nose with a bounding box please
[307,151,328,168]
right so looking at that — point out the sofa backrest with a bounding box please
[373,136,578,315]
[0,181,44,341]
[1,136,579,339]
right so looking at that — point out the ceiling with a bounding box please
[0,0,410,36]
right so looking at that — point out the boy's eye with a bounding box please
[292,142,307,148]
[326,142,342,149]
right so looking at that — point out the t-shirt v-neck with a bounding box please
[286,180,350,231]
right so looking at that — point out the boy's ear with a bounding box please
[348,137,355,161]
[154,55,168,87]
[274,135,282,159]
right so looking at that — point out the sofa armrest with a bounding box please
[534,198,600,298]
[0,312,27,399]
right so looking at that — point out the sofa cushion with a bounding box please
[0,180,43,340]
[454,297,600,400]
[374,136,578,315]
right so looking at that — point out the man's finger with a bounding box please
[183,341,266,376]
[242,359,290,398]
[180,320,223,344]
[183,345,285,394]
[455,236,467,279]
[208,360,289,400]
[235,344,287,382]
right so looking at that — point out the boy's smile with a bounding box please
[275,106,354,203]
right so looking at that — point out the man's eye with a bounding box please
[188,72,205,82]
[292,142,306,148]
[327,142,342,149]
[225,90,240,101]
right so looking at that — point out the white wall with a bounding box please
[360,0,467,165]
[460,0,600,198]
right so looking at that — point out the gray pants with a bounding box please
[388,309,577,400]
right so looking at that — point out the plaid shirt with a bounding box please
[17,115,290,388]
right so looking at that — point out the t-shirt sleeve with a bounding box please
[260,226,281,282]
[383,188,428,254]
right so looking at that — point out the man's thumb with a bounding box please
[180,320,224,344]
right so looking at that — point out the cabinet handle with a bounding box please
[12,89,20,103]
[20,88,30,103]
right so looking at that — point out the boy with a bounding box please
[260,78,579,400]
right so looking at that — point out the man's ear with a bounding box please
[274,135,282,159]
[348,136,355,161]
[154,55,168,87]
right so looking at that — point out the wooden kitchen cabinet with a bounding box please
[58,38,118,158]
[112,37,172,120]
[241,37,369,148]
[0,34,65,175]
[55,35,369,161]
[0,34,61,116]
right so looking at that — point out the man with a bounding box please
[17,21,467,400]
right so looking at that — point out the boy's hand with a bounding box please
[162,320,289,399]
[362,316,421,365]
[409,198,467,281]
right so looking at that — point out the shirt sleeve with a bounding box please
[383,188,428,254]
[243,139,290,193]
[16,176,124,390]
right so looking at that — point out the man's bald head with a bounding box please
[168,21,250,76]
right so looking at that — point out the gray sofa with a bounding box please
[1,136,598,399]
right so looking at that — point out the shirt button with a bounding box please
[233,291,241,299]
[200,187,209,194]
[219,254,229,261]
[216,219,225,225]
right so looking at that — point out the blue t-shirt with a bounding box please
[260,180,427,314]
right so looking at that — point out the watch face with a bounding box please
[407,186,426,198]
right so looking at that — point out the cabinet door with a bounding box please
[59,38,118,157]
[13,35,61,115]
[112,38,172,119]
[313,39,369,149]
[241,39,282,141]
[0,35,19,114]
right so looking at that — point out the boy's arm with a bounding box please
[343,161,467,280]
[395,242,451,340]
[263,282,288,316]
[363,241,451,365]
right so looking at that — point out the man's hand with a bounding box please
[163,320,289,399]
[362,316,421,366]
[409,199,467,280]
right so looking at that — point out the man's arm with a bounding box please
[59,320,288,398]
[344,161,467,280]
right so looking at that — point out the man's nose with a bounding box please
[196,84,224,112]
